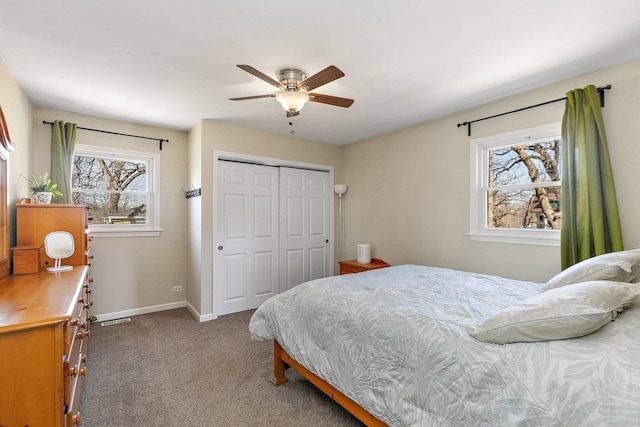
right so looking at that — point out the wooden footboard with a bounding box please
[271,340,387,427]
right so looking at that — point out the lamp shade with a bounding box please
[334,184,348,195]
[275,91,309,112]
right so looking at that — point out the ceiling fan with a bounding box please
[229,65,354,117]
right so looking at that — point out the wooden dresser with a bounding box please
[339,258,390,275]
[16,204,91,271]
[0,267,92,426]
[1,203,93,425]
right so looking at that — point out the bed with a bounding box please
[249,253,640,426]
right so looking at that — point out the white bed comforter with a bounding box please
[249,265,640,426]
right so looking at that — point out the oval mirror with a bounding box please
[44,231,75,272]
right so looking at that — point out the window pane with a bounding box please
[487,187,561,229]
[73,156,147,191]
[73,192,148,225]
[489,140,561,187]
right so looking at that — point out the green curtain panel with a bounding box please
[50,120,77,204]
[561,85,623,269]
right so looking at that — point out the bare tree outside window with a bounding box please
[73,155,148,225]
[487,139,561,230]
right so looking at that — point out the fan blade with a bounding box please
[237,65,284,89]
[308,93,354,108]
[299,66,344,91]
[286,111,300,118]
[229,94,276,101]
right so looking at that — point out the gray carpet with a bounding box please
[80,308,364,426]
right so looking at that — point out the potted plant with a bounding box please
[23,172,63,204]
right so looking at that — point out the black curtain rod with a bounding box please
[457,84,612,136]
[42,120,169,151]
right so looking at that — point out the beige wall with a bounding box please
[4,54,640,319]
[186,121,203,314]
[0,58,33,244]
[342,59,640,282]
[31,107,189,318]
[188,120,342,318]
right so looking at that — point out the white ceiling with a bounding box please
[1,1,640,145]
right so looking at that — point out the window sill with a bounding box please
[89,228,162,238]
[468,230,559,247]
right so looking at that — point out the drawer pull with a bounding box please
[70,365,87,377]
[71,411,81,425]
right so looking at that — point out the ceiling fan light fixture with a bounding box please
[275,91,309,113]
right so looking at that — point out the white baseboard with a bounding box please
[93,301,187,322]
[94,301,219,323]
[186,301,217,322]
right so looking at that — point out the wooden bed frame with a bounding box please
[271,340,387,427]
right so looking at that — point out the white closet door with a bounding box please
[279,167,331,292]
[215,161,279,316]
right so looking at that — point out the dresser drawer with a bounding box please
[64,323,84,405]
[64,297,90,408]
[65,349,87,426]
[63,273,91,426]
[83,275,94,322]
[85,232,93,267]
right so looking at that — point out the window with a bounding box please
[72,144,161,236]
[469,122,561,246]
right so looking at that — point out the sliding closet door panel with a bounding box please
[285,197,304,236]
[253,251,274,296]
[285,249,304,289]
[225,195,245,238]
[309,197,326,236]
[309,247,326,281]
[224,254,246,301]
[280,167,330,292]
[216,161,279,316]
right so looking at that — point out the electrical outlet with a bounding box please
[172,285,183,292]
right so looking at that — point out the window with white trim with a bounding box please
[72,144,161,237]
[469,122,561,246]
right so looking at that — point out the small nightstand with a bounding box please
[339,258,390,275]
[11,245,42,275]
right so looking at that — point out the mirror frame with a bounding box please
[44,231,75,259]
[0,158,9,281]
[0,106,15,281]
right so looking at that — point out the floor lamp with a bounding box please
[334,184,348,261]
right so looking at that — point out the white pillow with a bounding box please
[471,281,640,345]
[540,249,640,293]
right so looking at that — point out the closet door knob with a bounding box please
[218,246,223,251]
